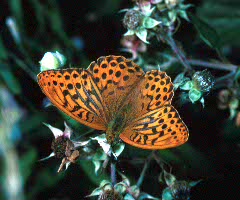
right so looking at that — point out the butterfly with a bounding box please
[38,55,188,149]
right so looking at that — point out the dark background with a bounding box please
[0,0,240,199]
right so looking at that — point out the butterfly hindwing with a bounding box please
[120,105,188,149]
[139,70,174,113]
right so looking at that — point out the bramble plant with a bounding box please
[0,0,240,200]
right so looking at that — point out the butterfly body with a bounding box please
[38,55,189,150]
[106,104,133,144]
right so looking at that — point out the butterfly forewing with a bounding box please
[38,68,106,130]
[87,55,145,121]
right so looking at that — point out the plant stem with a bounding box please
[166,33,193,73]
[161,56,238,87]
[152,151,171,172]
[111,161,117,186]
[187,59,237,72]
[136,151,154,187]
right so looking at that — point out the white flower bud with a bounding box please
[39,51,66,71]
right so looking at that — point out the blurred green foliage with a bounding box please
[0,0,239,199]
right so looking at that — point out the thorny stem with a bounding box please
[187,59,237,72]
[187,59,237,87]
[166,32,193,73]
[161,57,237,73]
[136,151,154,187]
[161,56,238,87]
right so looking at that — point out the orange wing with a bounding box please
[87,55,145,121]
[37,68,106,130]
[120,70,189,149]
[139,70,174,113]
[120,105,189,149]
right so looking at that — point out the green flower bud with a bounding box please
[51,136,73,158]
[165,0,179,9]
[98,190,123,200]
[170,181,191,200]
[123,10,142,31]
[192,70,215,92]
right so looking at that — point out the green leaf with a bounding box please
[124,194,135,200]
[178,10,189,21]
[163,170,176,186]
[124,30,135,36]
[189,88,202,103]
[79,160,108,185]
[136,28,149,44]
[189,13,221,49]
[189,180,201,187]
[197,0,240,46]
[162,187,174,200]
[19,149,37,183]
[9,0,24,30]
[113,143,125,158]
[180,80,193,91]
[0,36,8,60]
[142,17,160,29]
[138,192,159,200]
[0,65,21,94]
[29,0,46,33]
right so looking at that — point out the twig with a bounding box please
[187,59,237,72]
[136,151,154,187]
[111,161,117,186]
[166,32,193,73]
[152,151,171,172]
[161,56,238,87]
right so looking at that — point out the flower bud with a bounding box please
[51,136,74,158]
[39,51,66,71]
[98,190,123,200]
[123,10,142,31]
[192,70,215,92]
[170,181,190,200]
[165,0,179,8]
